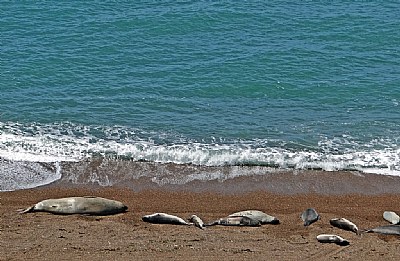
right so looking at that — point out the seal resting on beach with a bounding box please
[206,216,261,227]
[330,218,359,234]
[383,211,400,225]
[363,225,400,236]
[188,215,205,229]
[301,208,320,226]
[19,196,128,215]
[228,210,279,224]
[316,234,350,246]
[142,213,190,225]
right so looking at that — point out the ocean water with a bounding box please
[1,1,399,191]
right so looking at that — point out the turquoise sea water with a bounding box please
[1,2,400,190]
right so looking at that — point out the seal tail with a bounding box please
[358,228,371,234]
[355,229,363,236]
[18,206,35,214]
[337,240,350,246]
[205,220,219,227]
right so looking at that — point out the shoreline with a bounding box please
[53,168,400,195]
[2,171,400,260]
[3,157,400,194]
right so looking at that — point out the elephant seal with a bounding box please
[330,218,359,234]
[383,211,400,225]
[301,208,320,226]
[142,213,190,225]
[20,196,127,215]
[363,225,400,235]
[206,216,261,227]
[317,234,350,246]
[228,210,279,224]
[188,215,205,229]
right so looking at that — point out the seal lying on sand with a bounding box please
[330,218,359,234]
[317,234,350,246]
[228,210,279,224]
[301,208,320,226]
[188,215,205,229]
[206,216,261,227]
[142,213,190,225]
[383,211,400,225]
[20,196,127,215]
[363,225,400,236]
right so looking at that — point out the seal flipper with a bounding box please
[337,240,350,246]
[19,206,35,214]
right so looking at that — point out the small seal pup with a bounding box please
[228,210,279,224]
[206,216,261,227]
[363,225,400,236]
[316,234,350,246]
[330,218,359,234]
[188,215,205,229]
[301,208,320,226]
[383,211,400,225]
[142,213,190,225]
[20,196,127,215]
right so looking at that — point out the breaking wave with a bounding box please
[0,121,399,191]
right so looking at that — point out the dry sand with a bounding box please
[1,171,400,260]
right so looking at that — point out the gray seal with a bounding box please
[188,215,205,229]
[317,234,350,246]
[301,208,320,226]
[142,213,190,225]
[330,218,359,234]
[20,196,127,215]
[383,211,400,225]
[364,225,400,235]
[228,210,279,224]
[206,216,261,227]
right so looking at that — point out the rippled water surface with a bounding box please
[1,1,400,190]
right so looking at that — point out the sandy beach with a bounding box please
[1,170,400,260]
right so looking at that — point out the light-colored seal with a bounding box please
[364,225,400,235]
[206,216,261,227]
[188,215,205,229]
[383,211,400,225]
[20,196,127,215]
[142,213,190,225]
[228,210,279,224]
[330,218,359,234]
[301,208,320,226]
[317,234,350,246]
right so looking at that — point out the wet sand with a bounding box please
[1,171,400,260]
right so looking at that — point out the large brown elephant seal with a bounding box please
[20,196,127,215]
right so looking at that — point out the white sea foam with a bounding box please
[150,166,284,186]
[1,122,399,181]
[0,160,61,191]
